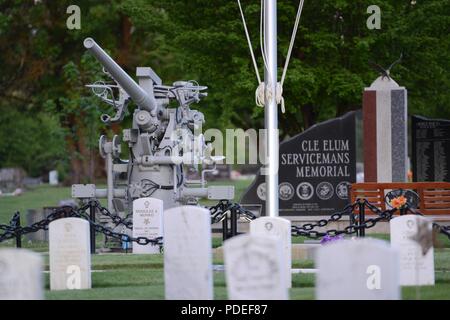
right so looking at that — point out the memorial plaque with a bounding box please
[49,217,91,291]
[412,115,450,182]
[163,206,213,300]
[390,215,435,286]
[132,197,163,254]
[0,249,44,300]
[224,234,288,300]
[316,238,400,300]
[241,111,356,216]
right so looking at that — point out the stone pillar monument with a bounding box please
[363,76,408,182]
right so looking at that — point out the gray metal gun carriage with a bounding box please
[72,38,234,216]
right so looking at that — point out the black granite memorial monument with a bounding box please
[241,111,357,216]
[412,115,450,182]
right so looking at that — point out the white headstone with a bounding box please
[390,215,435,286]
[316,238,400,300]
[0,249,43,300]
[49,217,91,291]
[224,234,288,300]
[132,197,163,254]
[250,216,291,288]
[163,206,213,300]
[49,170,58,185]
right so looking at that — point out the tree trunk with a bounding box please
[64,113,102,185]
[301,104,316,130]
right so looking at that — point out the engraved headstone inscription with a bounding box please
[250,217,291,288]
[224,234,288,300]
[132,197,163,254]
[316,238,400,300]
[163,206,213,300]
[412,115,450,182]
[49,218,92,291]
[390,215,435,286]
[241,111,356,216]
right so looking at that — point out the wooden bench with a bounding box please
[349,182,450,215]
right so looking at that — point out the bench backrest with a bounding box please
[350,182,450,215]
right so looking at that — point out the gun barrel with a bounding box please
[84,37,156,112]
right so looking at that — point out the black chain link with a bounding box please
[209,200,257,224]
[404,207,450,239]
[292,205,397,239]
[291,200,450,240]
[291,202,358,233]
[0,203,162,246]
[92,200,133,229]
[2,199,450,243]
[93,199,256,228]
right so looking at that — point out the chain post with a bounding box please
[15,212,21,248]
[5,199,449,246]
[349,203,356,231]
[89,201,96,254]
[400,207,406,216]
[230,207,238,238]
[358,199,366,237]
[222,211,229,241]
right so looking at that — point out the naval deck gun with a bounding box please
[72,38,234,215]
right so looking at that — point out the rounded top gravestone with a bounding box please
[250,216,292,288]
[0,248,43,300]
[223,234,288,300]
[390,215,435,286]
[132,197,163,254]
[316,238,400,300]
[163,206,213,300]
[49,217,91,291]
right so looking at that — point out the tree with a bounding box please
[0,0,448,181]
[123,0,450,135]
[0,0,162,183]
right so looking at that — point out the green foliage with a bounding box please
[0,108,66,177]
[0,0,449,177]
[121,0,450,134]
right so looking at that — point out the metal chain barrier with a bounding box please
[0,203,162,247]
[2,199,449,244]
[0,206,74,242]
[292,203,398,239]
[0,199,256,245]
[93,199,256,228]
[92,201,133,229]
[0,212,21,242]
[291,202,358,233]
[403,206,450,240]
[210,200,257,224]
[292,199,450,240]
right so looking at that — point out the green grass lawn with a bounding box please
[41,247,450,300]
[0,179,252,223]
[1,181,450,300]
[0,185,72,224]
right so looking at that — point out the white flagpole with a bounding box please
[264,0,279,217]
